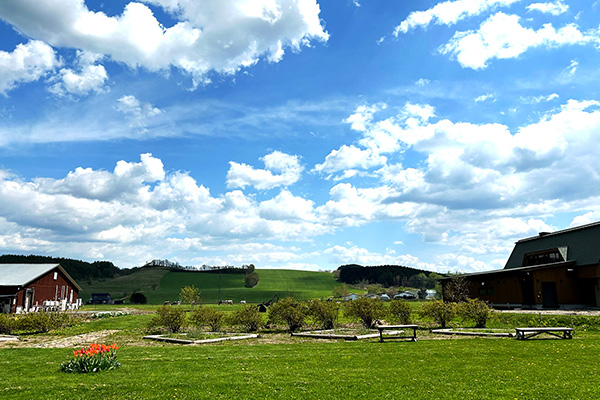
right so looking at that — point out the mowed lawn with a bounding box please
[2,336,599,399]
[145,269,341,304]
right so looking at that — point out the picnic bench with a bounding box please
[375,324,419,342]
[515,327,574,340]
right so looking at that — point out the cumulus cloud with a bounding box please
[440,12,598,69]
[394,0,521,35]
[527,1,569,15]
[314,99,600,270]
[0,0,328,86]
[227,151,304,190]
[313,145,387,178]
[0,153,330,267]
[324,244,433,269]
[0,40,60,95]
[49,51,108,96]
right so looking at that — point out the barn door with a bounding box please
[24,289,34,312]
[542,282,558,308]
[520,273,535,307]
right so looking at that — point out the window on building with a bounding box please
[523,249,564,266]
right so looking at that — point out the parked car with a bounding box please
[380,294,391,301]
[86,293,114,305]
[394,291,417,300]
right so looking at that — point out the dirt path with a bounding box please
[11,330,121,349]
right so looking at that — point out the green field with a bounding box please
[2,334,599,399]
[80,268,343,304]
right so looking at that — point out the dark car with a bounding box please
[86,293,114,305]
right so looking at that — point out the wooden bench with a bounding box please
[515,327,574,340]
[375,324,418,342]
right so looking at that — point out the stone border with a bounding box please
[0,335,19,342]
[431,328,515,338]
[143,333,259,344]
[291,329,404,341]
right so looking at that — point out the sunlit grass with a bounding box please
[2,335,599,399]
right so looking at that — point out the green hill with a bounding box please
[80,268,342,304]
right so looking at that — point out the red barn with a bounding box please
[0,264,81,313]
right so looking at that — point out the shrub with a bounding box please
[190,307,225,331]
[130,292,147,304]
[344,298,386,329]
[332,283,349,298]
[244,272,260,288]
[268,297,308,332]
[229,305,263,332]
[61,343,120,373]
[388,299,411,324]
[179,285,201,308]
[148,305,186,333]
[308,299,340,330]
[420,300,455,328]
[0,313,13,334]
[457,298,493,328]
[12,311,76,334]
[443,275,470,303]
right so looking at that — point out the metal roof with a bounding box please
[0,264,81,290]
[504,221,600,269]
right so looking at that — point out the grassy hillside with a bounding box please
[82,268,341,304]
[79,267,170,302]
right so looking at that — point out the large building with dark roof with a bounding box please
[441,221,600,309]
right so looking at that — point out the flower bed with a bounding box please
[60,343,120,373]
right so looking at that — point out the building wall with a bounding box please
[4,267,80,313]
[454,263,600,307]
[466,272,523,305]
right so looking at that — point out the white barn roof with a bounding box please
[0,264,81,290]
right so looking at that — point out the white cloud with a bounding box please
[0,153,331,267]
[441,12,598,70]
[475,93,495,102]
[321,99,600,270]
[0,40,60,95]
[521,93,559,103]
[324,244,423,267]
[116,95,163,127]
[227,151,303,190]
[313,145,387,177]
[0,0,328,87]
[49,51,108,96]
[564,59,578,76]
[259,190,316,221]
[394,0,521,35]
[527,1,569,16]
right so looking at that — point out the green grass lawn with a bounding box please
[2,336,599,399]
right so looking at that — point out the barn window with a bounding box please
[53,272,58,280]
[523,248,564,267]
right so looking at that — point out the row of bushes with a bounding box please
[0,312,77,335]
[148,297,494,333]
[148,304,263,333]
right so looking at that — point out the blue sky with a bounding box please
[1,0,600,272]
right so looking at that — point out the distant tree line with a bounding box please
[335,264,444,288]
[170,264,256,274]
[0,254,125,282]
